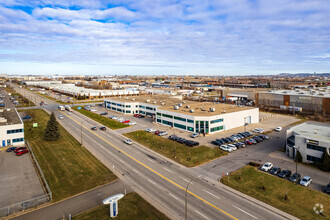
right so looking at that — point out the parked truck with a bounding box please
[58,105,65,111]
[64,105,72,112]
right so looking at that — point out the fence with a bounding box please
[0,141,52,218]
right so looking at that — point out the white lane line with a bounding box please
[203,189,220,199]
[195,210,208,219]
[117,158,124,163]
[169,193,179,200]
[164,168,173,173]
[147,179,156,185]
[132,168,137,173]
[180,176,193,184]
[148,158,154,163]
[232,205,258,219]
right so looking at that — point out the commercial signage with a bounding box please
[33,123,38,127]
[306,139,319,145]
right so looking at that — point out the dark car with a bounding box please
[260,134,270,140]
[289,173,301,183]
[6,147,17,152]
[233,143,241,149]
[211,140,222,146]
[138,115,145,118]
[323,183,330,194]
[100,126,106,131]
[269,167,281,175]
[22,116,31,120]
[168,135,176,140]
[216,139,225,144]
[91,127,97,131]
[278,170,292,178]
[16,149,28,156]
[100,112,108,115]
[245,140,253,145]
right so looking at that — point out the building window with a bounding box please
[307,155,321,162]
[187,127,194,131]
[117,109,122,112]
[187,119,194,123]
[135,105,138,108]
[162,114,173,119]
[162,120,173,126]
[157,119,161,123]
[174,116,186,122]
[7,129,24,134]
[139,105,146,109]
[111,107,116,110]
[126,110,131,113]
[13,138,24,143]
[111,102,116,105]
[117,103,121,107]
[126,105,131,108]
[307,144,325,152]
[211,126,223,132]
[157,113,161,116]
[146,107,153,110]
[139,110,145,114]
[210,118,223,124]
[174,123,186,130]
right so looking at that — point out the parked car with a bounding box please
[124,139,133,145]
[227,144,237,151]
[59,115,64,119]
[169,135,176,140]
[122,120,130,123]
[16,149,28,156]
[145,128,155,133]
[155,130,161,135]
[100,112,108,115]
[278,170,292,178]
[158,131,167,136]
[191,133,199,138]
[14,147,27,153]
[6,147,17,152]
[259,134,269,140]
[128,121,136,126]
[323,183,330,194]
[237,142,246,147]
[91,127,97,131]
[269,167,281,175]
[100,126,106,131]
[211,140,222,146]
[261,162,273,171]
[133,114,139,117]
[138,115,145,118]
[289,173,301,183]
[275,127,282,132]
[220,145,233,152]
[245,140,253,145]
[300,176,312,186]
[22,116,31,120]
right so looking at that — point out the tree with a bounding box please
[267,81,271,88]
[320,148,330,172]
[44,112,60,141]
[296,150,302,163]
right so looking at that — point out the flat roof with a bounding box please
[0,108,22,126]
[260,87,330,98]
[291,122,330,143]
[107,95,255,116]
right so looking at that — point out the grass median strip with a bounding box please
[23,109,117,202]
[73,192,169,220]
[72,106,129,130]
[222,165,329,220]
[124,130,228,167]
[5,87,35,107]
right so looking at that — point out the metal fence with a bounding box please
[0,141,52,218]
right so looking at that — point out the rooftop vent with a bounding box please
[161,103,166,106]
[132,98,135,101]
[153,101,157,104]
[185,105,190,108]
[178,103,182,107]
[174,106,179,110]
[146,99,150,103]
[210,108,215,112]
[189,109,194,113]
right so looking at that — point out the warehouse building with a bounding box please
[286,122,330,163]
[104,95,259,134]
[0,108,25,147]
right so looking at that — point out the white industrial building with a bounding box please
[104,95,259,134]
[0,108,25,147]
[286,122,330,163]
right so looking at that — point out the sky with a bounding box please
[0,0,330,75]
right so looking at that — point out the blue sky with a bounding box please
[0,0,329,75]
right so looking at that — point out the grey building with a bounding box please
[286,122,330,163]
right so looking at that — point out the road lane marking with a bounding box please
[148,179,156,185]
[180,176,193,184]
[169,193,179,200]
[195,210,208,219]
[232,205,258,219]
[117,158,124,163]
[148,158,154,163]
[164,168,173,173]
[203,189,220,199]
[62,111,238,220]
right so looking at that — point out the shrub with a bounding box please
[249,162,261,167]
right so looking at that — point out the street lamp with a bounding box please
[185,175,200,220]
[293,146,300,175]
[170,127,176,158]
[80,120,87,147]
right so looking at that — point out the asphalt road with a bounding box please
[11,84,297,220]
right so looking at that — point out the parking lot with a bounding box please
[0,150,45,208]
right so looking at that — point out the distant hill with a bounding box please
[278,73,330,77]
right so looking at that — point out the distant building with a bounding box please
[104,95,259,134]
[0,108,25,147]
[286,122,330,163]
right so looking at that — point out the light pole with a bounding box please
[185,175,200,220]
[81,120,86,147]
[170,127,176,158]
[293,146,300,175]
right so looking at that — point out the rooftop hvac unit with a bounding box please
[174,106,179,110]
[210,108,215,112]
[161,103,166,106]
[178,103,182,107]
[146,99,150,103]
[185,105,190,108]
[153,101,157,104]
[125,97,129,99]
[132,98,135,101]
[189,109,194,113]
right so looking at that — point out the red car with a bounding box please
[14,147,27,153]
[133,114,139,117]
[155,130,161,135]
[16,149,28,156]
[245,140,253,145]
[122,120,130,123]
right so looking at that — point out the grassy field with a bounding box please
[36,92,68,105]
[222,166,330,220]
[23,109,117,202]
[124,130,228,167]
[72,106,129,130]
[5,87,35,107]
[73,192,169,220]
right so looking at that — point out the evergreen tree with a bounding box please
[44,112,60,141]
[320,148,330,172]
[296,150,302,163]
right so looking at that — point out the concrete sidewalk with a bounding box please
[11,180,129,220]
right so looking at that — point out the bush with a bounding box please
[249,162,261,167]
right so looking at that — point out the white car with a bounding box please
[220,145,233,152]
[124,139,133,145]
[275,127,282,132]
[158,131,168,136]
[252,128,264,133]
[128,121,136,126]
[58,115,64,119]
[261,162,273,172]
[145,128,156,133]
[191,133,199,138]
[300,176,312,186]
[111,116,118,120]
[227,144,237,151]
[90,109,97,112]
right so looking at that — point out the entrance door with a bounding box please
[2,140,5,147]
[7,139,11,146]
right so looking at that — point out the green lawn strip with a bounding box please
[72,106,129,130]
[124,130,228,167]
[23,109,117,202]
[37,92,68,104]
[5,87,35,107]
[73,192,169,220]
[222,166,330,220]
